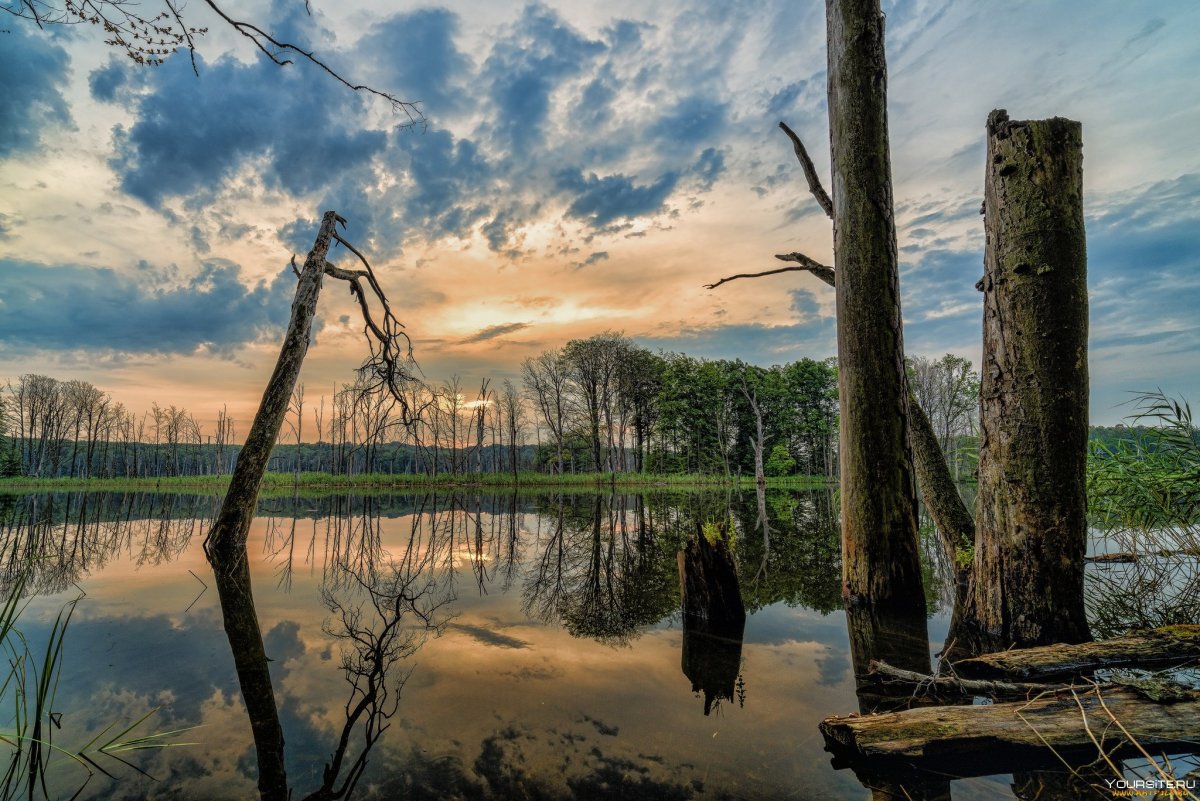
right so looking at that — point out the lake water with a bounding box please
[0,489,1190,800]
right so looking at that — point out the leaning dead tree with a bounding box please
[205,210,417,554]
[205,211,418,800]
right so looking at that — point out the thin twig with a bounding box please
[200,0,423,126]
[163,0,198,75]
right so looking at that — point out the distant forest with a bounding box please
[1,334,1011,482]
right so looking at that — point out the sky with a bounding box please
[1,0,1198,429]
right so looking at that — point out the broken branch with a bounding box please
[868,660,1051,698]
[779,121,833,219]
[703,253,834,290]
[321,256,417,422]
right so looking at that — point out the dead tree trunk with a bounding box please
[827,0,924,611]
[206,211,336,552]
[961,110,1090,652]
[742,384,766,486]
[205,210,412,552]
[909,393,974,591]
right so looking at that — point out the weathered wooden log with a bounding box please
[867,660,1051,698]
[951,624,1200,680]
[1086,548,1200,564]
[821,684,1200,775]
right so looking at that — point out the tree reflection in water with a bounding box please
[0,491,211,596]
[678,525,745,716]
[522,493,679,645]
[208,496,450,801]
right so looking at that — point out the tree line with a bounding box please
[1,337,986,481]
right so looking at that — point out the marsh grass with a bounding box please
[1089,391,1199,537]
[0,568,195,799]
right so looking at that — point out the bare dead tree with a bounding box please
[705,102,974,594]
[4,0,423,125]
[205,210,418,554]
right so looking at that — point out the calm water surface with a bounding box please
[1,489,1173,800]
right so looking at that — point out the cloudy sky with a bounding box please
[1,0,1198,427]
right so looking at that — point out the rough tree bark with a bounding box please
[205,211,338,553]
[826,0,924,611]
[908,392,974,591]
[959,110,1091,652]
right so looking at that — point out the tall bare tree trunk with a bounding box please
[205,212,336,552]
[961,110,1090,651]
[743,386,766,486]
[827,0,924,611]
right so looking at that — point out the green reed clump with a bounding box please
[0,568,195,799]
[1089,391,1199,538]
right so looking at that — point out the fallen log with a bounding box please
[1086,548,1200,564]
[867,660,1053,698]
[950,624,1200,680]
[820,684,1200,776]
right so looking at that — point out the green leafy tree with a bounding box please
[764,443,796,477]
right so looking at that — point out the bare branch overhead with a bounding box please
[4,0,423,125]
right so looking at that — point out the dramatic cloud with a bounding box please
[557,169,679,229]
[360,8,472,117]
[459,322,531,344]
[109,50,386,206]
[482,4,605,158]
[0,25,71,157]
[0,259,300,355]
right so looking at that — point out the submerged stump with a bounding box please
[679,530,746,715]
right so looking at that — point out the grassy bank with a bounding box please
[0,471,831,495]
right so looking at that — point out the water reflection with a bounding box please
[0,491,212,594]
[678,527,746,715]
[7,485,1193,799]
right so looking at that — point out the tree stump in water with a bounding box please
[959,110,1091,654]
